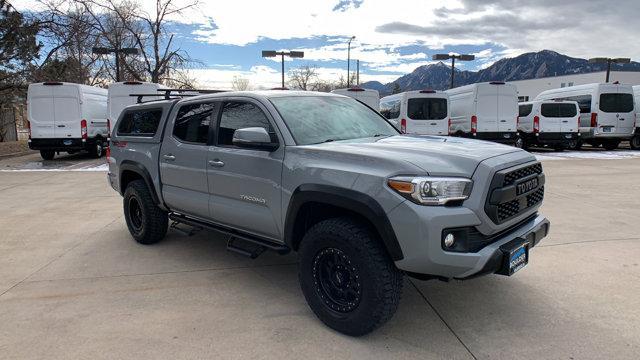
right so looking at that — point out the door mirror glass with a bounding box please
[232,127,278,151]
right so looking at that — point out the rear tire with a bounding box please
[40,150,55,160]
[298,217,403,336]
[567,139,579,150]
[89,138,104,158]
[123,180,168,245]
[630,135,640,150]
[602,140,620,151]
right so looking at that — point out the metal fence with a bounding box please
[0,104,28,142]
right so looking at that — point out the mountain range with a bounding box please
[361,50,640,95]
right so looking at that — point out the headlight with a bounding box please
[387,176,473,205]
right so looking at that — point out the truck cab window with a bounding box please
[173,103,216,144]
[218,101,275,146]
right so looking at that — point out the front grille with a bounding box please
[485,162,545,224]
[503,163,543,186]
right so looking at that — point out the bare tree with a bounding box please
[335,73,358,89]
[288,65,318,91]
[231,76,251,91]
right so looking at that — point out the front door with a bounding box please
[207,100,284,240]
[159,101,218,219]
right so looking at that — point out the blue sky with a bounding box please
[19,0,640,89]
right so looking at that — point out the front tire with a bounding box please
[40,150,55,160]
[123,180,168,245]
[298,217,403,336]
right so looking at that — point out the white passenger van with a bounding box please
[631,85,640,149]
[27,82,108,160]
[108,81,167,126]
[536,83,635,150]
[379,90,450,135]
[518,100,580,150]
[331,87,380,111]
[446,82,519,145]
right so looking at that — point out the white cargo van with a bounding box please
[379,90,450,135]
[27,82,108,160]
[108,81,167,126]
[536,83,635,150]
[331,88,380,111]
[518,100,580,150]
[631,85,640,149]
[446,82,519,145]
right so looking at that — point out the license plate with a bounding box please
[507,244,528,275]
[602,127,612,133]
[516,177,538,196]
[63,140,73,145]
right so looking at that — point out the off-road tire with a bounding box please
[123,180,168,245]
[298,217,403,336]
[40,150,55,160]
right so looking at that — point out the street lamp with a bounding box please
[347,36,356,87]
[262,50,305,89]
[92,47,139,82]
[432,53,475,89]
[588,57,631,82]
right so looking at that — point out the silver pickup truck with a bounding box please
[107,90,550,336]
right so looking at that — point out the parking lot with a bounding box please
[0,153,639,359]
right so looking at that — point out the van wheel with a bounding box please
[567,139,579,150]
[40,150,55,160]
[89,139,104,158]
[630,135,640,150]
[602,140,620,151]
[514,137,524,149]
[123,180,168,245]
[298,217,403,336]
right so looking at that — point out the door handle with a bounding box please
[562,120,568,123]
[163,154,176,161]
[430,122,437,126]
[500,120,507,122]
[208,159,225,167]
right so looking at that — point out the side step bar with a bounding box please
[168,213,291,257]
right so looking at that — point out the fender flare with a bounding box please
[284,184,404,261]
[119,161,161,206]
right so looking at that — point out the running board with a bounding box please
[168,213,290,256]
[226,237,266,259]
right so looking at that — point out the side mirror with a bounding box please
[232,127,278,151]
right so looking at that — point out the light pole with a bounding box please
[347,36,355,87]
[92,47,139,82]
[432,53,475,89]
[262,50,305,89]
[588,57,631,82]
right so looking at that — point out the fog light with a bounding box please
[444,233,455,248]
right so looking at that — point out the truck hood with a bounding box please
[308,135,532,176]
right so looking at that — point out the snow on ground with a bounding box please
[534,150,640,161]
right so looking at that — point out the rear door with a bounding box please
[497,84,517,132]
[405,96,448,135]
[159,101,217,219]
[476,84,499,132]
[539,103,563,133]
[598,88,634,135]
[28,86,55,139]
[53,85,81,138]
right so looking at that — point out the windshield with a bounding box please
[541,103,577,118]
[407,98,447,120]
[270,96,398,145]
[599,93,634,113]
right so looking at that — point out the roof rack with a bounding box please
[129,88,228,103]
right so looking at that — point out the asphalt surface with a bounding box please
[0,153,639,359]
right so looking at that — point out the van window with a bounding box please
[380,100,400,119]
[599,93,634,113]
[117,109,163,136]
[218,101,275,146]
[519,104,533,117]
[174,103,216,144]
[407,98,447,120]
[541,103,577,118]
[560,95,591,113]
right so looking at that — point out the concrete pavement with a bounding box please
[0,158,639,359]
